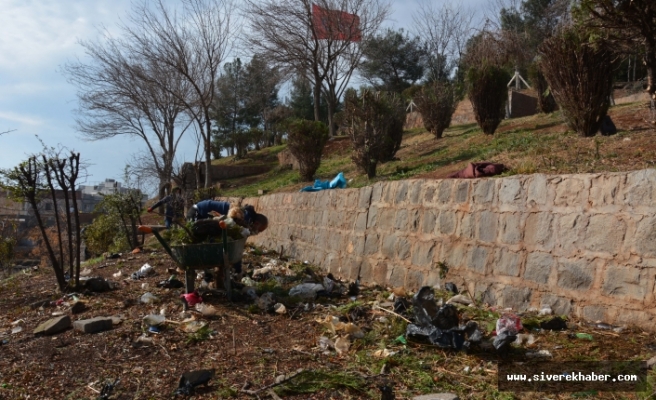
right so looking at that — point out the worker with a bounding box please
[147,186,185,229]
[186,200,268,235]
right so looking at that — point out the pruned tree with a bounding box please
[538,28,615,136]
[359,28,428,93]
[412,1,476,81]
[285,119,330,181]
[467,64,511,135]
[414,81,459,139]
[125,0,237,187]
[577,0,656,101]
[244,0,390,136]
[342,89,405,178]
[65,24,193,201]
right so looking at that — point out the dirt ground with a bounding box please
[1,242,655,400]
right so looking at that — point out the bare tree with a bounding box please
[125,0,237,187]
[244,0,390,136]
[412,1,476,81]
[65,28,193,200]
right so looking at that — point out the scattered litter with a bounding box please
[182,321,207,333]
[140,292,159,304]
[444,282,458,294]
[395,335,407,345]
[493,313,522,353]
[463,366,471,374]
[526,350,552,358]
[141,283,149,289]
[242,287,258,301]
[175,369,215,395]
[241,277,256,287]
[157,276,184,289]
[80,268,93,277]
[289,283,325,299]
[180,291,203,307]
[513,334,536,346]
[393,297,410,314]
[274,303,286,314]
[335,336,350,355]
[256,292,276,311]
[143,314,166,327]
[373,348,396,358]
[446,294,473,306]
[97,378,120,400]
[196,303,219,317]
[575,333,594,341]
[538,307,552,316]
[11,326,22,334]
[540,316,567,331]
[318,336,334,351]
[85,277,111,293]
[148,326,161,334]
[377,317,389,324]
[131,263,154,280]
[112,271,122,278]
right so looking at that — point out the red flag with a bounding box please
[312,4,361,42]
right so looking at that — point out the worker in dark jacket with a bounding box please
[186,200,268,235]
[147,187,184,229]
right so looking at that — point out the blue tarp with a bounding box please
[300,172,347,192]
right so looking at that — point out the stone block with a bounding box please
[423,270,442,288]
[378,209,396,231]
[582,306,606,322]
[583,214,626,255]
[499,213,522,244]
[589,174,620,207]
[422,210,438,235]
[73,317,113,334]
[455,212,473,239]
[527,174,548,207]
[557,259,594,290]
[444,242,467,270]
[455,181,470,203]
[409,183,422,204]
[413,394,459,400]
[358,186,373,209]
[524,212,554,250]
[397,236,411,260]
[472,179,495,204]
[408,209,421,231]
[493,248,521,277]
[553,214,582,255]
[363,233,380,256]
[502,286,532,311]
[632,216,656,258]
[553,177,586,207]
[498,178,524,206]
[381,234,397,259]
[437,180,453,204]
[424,186,436,203]
[383,184,395,203]
[33,315,71,335]
[602,264,650,301]
[405,269,426,290]
[623,169,656,207]
[540,294,572,316]
[411,241,436,267]
[366,206,379,228]
[371,183,384,203]
[524,252,554,284]
[394,209,408,230]
[467,246,490,273]
[478,283,502,306]
[614,309,653,326]
[386,265,406,288]
[370,261,389,284]
[438,211,457,236]
[395,182,408,204]
[346,235,364,255]
[477,211,498,243]
[354,212,368,231]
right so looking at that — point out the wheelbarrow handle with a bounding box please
[137,225,180,265]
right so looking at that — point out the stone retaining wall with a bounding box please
[235,169,656,330]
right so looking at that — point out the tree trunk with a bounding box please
[327,98,336,137]
[645,39,656,100]
[313,74,322,121]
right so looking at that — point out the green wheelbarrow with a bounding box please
[138,225,247,299]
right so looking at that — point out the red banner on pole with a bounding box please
[312,3,361,42]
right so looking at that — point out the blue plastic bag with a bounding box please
[300,172,347,192]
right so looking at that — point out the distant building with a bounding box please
[79,179,148,213]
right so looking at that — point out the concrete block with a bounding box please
[527,174,548,207]
[583,214,627,255]
[494,248,521,277]
[557,259,594,290]
[411,241,436,267]
[524,252,554,284]
[33,315,71,335]
[499,213,522,244]
[602,264,650,301]
[502,286,532,311]
[524,212,554,250]
[73,317,113,334]
[477,211,498,243]
[438,211,457,236]
[363,233,380,256]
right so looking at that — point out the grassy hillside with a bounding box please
[218,101,656,198]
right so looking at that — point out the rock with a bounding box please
[85,277,111,293]
[33,316,71,335]
[256,292,276,311]
[413,394,460,400]
[645,356,656,370]
[73,317,114,334]
[70,301,87,314]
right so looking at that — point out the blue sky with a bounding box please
[0,0,487,193]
